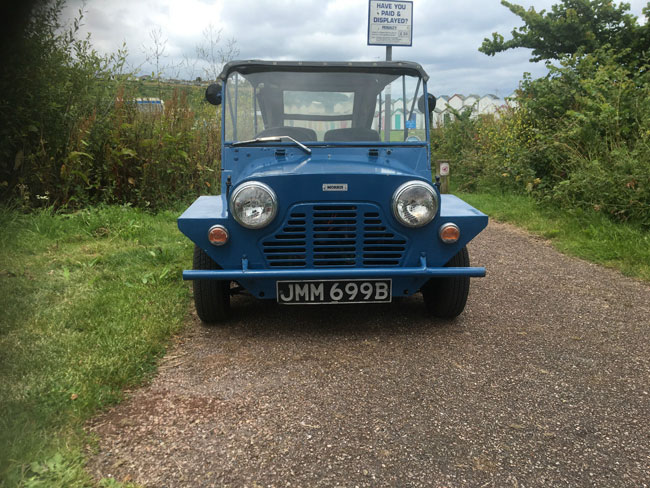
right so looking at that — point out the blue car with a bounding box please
[178,60,487,322]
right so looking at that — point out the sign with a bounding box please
[368,1,413,46]
[439,161,450,176]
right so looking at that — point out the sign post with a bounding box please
[368,1,413,142]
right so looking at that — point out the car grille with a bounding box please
[261,203,407,268]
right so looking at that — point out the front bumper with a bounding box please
[183,255,485,281]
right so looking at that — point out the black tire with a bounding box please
[421,246,471,319]
[192,245,230,324]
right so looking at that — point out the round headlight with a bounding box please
[230,181,278,229]
[391,180,438,228]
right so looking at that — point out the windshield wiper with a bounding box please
[231,136,312,155]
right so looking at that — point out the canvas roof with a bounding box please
[218,60,429,82]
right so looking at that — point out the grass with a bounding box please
[452,187,650,282]
[0,205,193,487]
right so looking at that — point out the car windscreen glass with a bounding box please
[374,74,426,142]
[223,70,426,143]
[283,91,354,141]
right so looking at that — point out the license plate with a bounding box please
[276,279,392,305]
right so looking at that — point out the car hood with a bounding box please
[234,156,421,183]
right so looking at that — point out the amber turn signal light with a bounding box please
[439,223,460,243]
[208,225,229,246]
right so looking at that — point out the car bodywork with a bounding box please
[178,60,487,318]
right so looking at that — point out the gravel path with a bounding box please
[87,221,650,487]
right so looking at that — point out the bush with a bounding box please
[0,1,221,209]
[434,47,650,227]
[552,148,650,225]
[61,86,221,208]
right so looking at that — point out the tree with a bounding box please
[181,52,200,81]
[142,25,170,96]
[479,0,648,63]
[196,24,239,81]
[146,26,167,78]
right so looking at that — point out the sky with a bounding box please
[62,0,648,97]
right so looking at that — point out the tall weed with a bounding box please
[62,86,221,208]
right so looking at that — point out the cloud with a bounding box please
[63,0,649,94]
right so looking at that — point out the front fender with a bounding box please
[178,195,229,259]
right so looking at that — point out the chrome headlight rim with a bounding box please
[229,181,278,229]
[391,180,438,228]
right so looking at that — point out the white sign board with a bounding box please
[440,162,450,176]
[368,1,413,46]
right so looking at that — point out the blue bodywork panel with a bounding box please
[178,145,487,299]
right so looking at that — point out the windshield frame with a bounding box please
[218,60,429,82]
[221,67,431,146]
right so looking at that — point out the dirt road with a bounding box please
[88,221,650,487]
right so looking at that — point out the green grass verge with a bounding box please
[453,188,650,282]
[0,205,193,487]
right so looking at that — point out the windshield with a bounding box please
[223,70,428,143]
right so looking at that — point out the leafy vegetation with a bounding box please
[480,0,650,68]
[59,86,221,209]
[0,1,222,210]
[435,1,650,228]
[0,205,192,487]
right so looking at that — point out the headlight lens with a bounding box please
[391,180,438,228]
[230,181,278,229]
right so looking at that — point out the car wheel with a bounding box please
[421,246,470,319]
[192,245,230,324]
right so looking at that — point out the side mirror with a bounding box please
[418,94,436,114]
[205,83,222,106]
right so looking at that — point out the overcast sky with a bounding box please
[62,0,648,97]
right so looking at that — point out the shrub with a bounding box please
[1,1,222,209]
[434,47,650,227]
[61,85,221,208]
